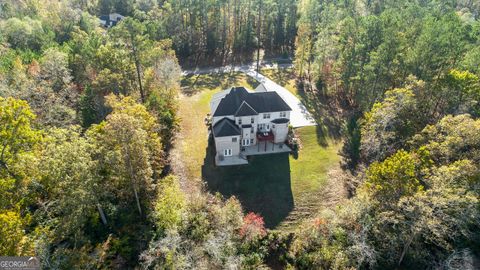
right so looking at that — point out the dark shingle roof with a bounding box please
[235,101,258,116]
[213,87,292,117]
[271,118,290,124]
[213,118,241,137]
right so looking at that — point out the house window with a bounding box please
[251,117,254,123]
[242,139,250,146]
[232,137,237,142]
[251,127,254,133]
[272,124,275,128]
[280,112,286,117]
[250,139,254,144]
[224,149,232,156]
[263,113,270,119]
[238,118,242,125]
[258,123,265,131]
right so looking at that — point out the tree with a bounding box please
[39,48,72,92]
[153,175,185,233]
[37,127,107,240]
[0,210,30,256]
[91,95,163,216]
[363,150,424,207]
[0,97,41,180]
[111,18,149,102]
[240,212,266,241]
[0,17,51,51]
[360,88,417,164]
[409,114,480,164]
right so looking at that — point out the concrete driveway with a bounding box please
[242,67,316,128]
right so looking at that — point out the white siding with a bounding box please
[214,135,240,157]
[272,123,289,143]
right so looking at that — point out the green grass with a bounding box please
[177,72,258,180]
[261,67,299,97]
[175,70,342,230]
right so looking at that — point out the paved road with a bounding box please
[182,62,294,76]
[183,63,316,128]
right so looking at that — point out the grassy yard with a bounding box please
[261,67,299,97]
[176,72,258,181]
[175,70,342,231]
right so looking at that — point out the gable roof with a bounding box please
[213,118,241,137]
[255,83,268,92]
[213,86,292,117]
[235,101,258,116]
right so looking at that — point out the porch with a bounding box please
[242,141,291,156]
[215,154,249,166]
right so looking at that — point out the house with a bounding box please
[210,85,292,166]
[99,13,124,28]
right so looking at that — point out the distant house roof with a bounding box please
[213,87,291,117]
[99,13,125,28]
[213,118,241,137]
[241,124,252,128]
[255,83,268,92]
[271,118,290,124]
[235,101,258,116]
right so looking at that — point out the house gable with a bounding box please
[234,101,258,117]
[213,118,241,137]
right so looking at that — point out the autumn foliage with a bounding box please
[239,212,267,241]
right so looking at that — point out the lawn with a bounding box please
[176,72,258,181]
[261,67,299,97]
[174,70,342,231]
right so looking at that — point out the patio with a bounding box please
[215,154,249,166]
[242,141,291,156]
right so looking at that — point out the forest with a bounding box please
[0,0,479,269]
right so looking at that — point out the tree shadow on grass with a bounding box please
[181,72,259,96]
[296,84,344,147]
[201,138,294,228]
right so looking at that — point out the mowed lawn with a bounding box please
[177,70,342,230]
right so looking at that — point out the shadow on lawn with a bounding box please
[181,72,259,96]
[201,138,294,228]
[296,85,343,147]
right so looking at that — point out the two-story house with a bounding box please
[210,85,292,166]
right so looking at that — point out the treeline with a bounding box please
[0,1,285,269]
[288,1,480,269]
[0,94,275,268]
[1,0,298,65]
[295,0,480,110]
[96,0,298,63]
[0,0,185,267]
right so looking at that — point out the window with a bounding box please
[238,118,242,125]
[242,139,250,146]
[250,139,254,144]
[232,137,237,142]
[258,123,265,131]
[251,117,254,123]
[272,124,275,128]
[263,113,270,119]
[251,127,254,133]
[224,149,232,156]
[280,111,286,117]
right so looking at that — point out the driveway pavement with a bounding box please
[183,63,316,128]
